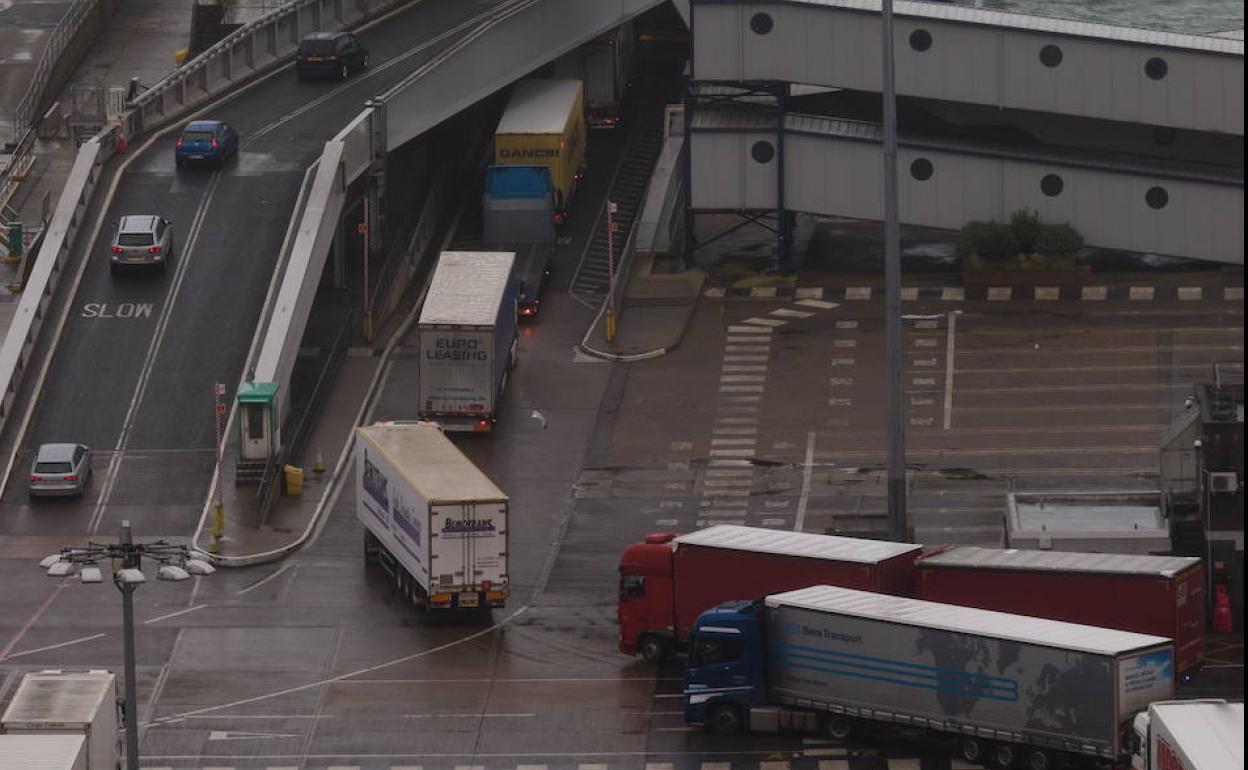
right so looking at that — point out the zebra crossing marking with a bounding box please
[845,286,872,300]
[1178,286,1203,300]
[771,308,815,318]
[743,317,787,327]
[1130,286,1155,301]
[1082,286,1107,300]
[987,286,1012,301]
[1035,286,1059,301]
[796,297,839,308]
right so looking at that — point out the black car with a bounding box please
[296,31,369,80]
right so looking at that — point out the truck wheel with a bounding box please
[707,703,743,735]
[638,634,666,663]
[991,742,1018,769]
[959,737,985,764]
[1022,748,1050,770]
[823,714,853,740]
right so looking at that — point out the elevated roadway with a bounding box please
[0,0,508,541]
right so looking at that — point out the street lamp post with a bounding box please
[40,520,215,770]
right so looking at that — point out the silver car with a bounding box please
[110,214,173,275]
[29,443,92,498]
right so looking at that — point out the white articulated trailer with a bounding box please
[357,421,509,610]
[1130,700,1244,770]
[0,669,119,770]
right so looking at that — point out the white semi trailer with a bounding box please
[1130,700,1244,770]
[0,669,119,770]
[357,421,509,610]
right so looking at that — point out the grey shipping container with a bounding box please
[764,587,1175,758]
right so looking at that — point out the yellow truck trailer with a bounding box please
[494,79,586,222]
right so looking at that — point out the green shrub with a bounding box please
[956,221,990,259]
[1010,208,1043,254]
[976,222,1021,261]
[1035,223,1084,257]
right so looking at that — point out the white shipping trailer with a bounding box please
[417,252,518,433]
[357,422,509,609]
[0,670,118,770]
[1131,700,1244,770]
[0,734,88,770]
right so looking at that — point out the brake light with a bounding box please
[210,138,219,149]
[112,246,124,253]
[64,475,78,482]
[148,246,162,254]
[176,137,184,148]
[29,475,41,482]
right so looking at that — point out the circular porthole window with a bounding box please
[750,12,774,35]
[751,141,775,164]
[1040,174,1064,197]
[1153,126,1177,146]
[909,29,933,52]
[1145,57,1168,80]
[1040,44,1063,68]
[910,158,934,181]
[1146,186,1169,209]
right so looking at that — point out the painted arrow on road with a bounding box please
[207,730,302,741]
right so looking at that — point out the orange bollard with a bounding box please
[115,132,128,154]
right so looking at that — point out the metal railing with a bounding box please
[10,0,101,143]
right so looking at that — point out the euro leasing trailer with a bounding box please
[917,546,1206,672]
[493,79,586,222]
[617,525,922,661]
[0,735,88,770]
[684,586,1174,770]
[0,670,119,770]
[1130,700,1244,770]
[416,251,518,432]
[358,422,509,610]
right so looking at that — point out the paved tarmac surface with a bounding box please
[0,6,1244,770]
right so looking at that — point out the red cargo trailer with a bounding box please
[617,525,923,661]
[916,546,1205,671]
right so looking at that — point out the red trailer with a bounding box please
[617,525,922,661]
[916,546,1206,671]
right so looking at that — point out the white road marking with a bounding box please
[1178,286,1203,300]
[943,309,958,429]
[911,397,934,406]
[145,604,209,625]
[830,357,855,366]
[761,518,787,527]
[835,320,859,329]
[1035,286,1059,300]
[941,286,964,301]
[0,582,68,662]
[828,398,852,406]
[728,325,774,333]
[988,286,1012,301]
[236,562,294,595]
[795,298,839,309]
[913,357,938,366]
[760,762,792,770]
[914,337,937,347]
[828,377,854,386]
[1082,285,1108,300]
[709,449,755,458]
[913,319,938,329]
[725,344,771,352]
[902,286,918,301]
[712,427,758,435]
[655,519,679,527]
[1130,286,1155,300]
[1226,287,1244,301]
[719,385,764,393]
[723,354,769,362]
[750,287,778,298]
[845,287,871,300]
[833,339,857,348]
[706,468,754,476]
[715,417,759,424]
[794,431,815,532]
[771,308,814,318]
[403,713,534,719]
[2,632,107,660]
[721,366,766,373]
[711,438,756,446]
[208,730,302,740]
[742,317,786,327]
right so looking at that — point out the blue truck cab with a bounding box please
[683,599,768,734]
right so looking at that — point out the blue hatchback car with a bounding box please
[175,120,239,168]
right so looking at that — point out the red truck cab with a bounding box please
[618,532,679,661]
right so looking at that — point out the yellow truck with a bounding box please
[494,79,586,223]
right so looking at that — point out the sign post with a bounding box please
[210,382,226,553]
[605,201,618,344]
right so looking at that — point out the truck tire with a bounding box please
[823,714,853,740]
[959,737,985,764]
[991,742,1018,769]
[707,703,743,736]
[1022,748,1050,770]
[638,634,666,663]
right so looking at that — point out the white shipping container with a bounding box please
[0,670,118,770]
[357,422,509,608]
[0,734,87,770]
